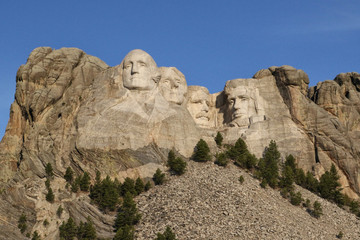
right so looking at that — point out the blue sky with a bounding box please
[1,1,359,139]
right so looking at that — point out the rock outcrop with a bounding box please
[0,47,359,239]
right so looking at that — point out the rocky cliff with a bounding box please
[0,47,359,239]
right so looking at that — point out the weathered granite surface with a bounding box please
[0,48,359,239]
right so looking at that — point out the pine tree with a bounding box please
[18,213,27,234]
[214,152,228,167]
[77,217,96,240]
[113,225,134,240]
[64,167,74,183]
[59,217,77,240]
[57,205,64,218]
[114,192,141,231]
[46,187,55,203]
[90,175,119,212]
[305,171,319,193]
[144,181,152,191]
[312,201,323,218]
[155,226,178,240]
[153,169,165,185]
[135,177,145,195]
[168,155,187,175]
[80,172,91,192]
[214,132,223,147]
[120,177,136,196]
[192,139,211,162]
[31,231,41,240]
[279,165,294,192]
[258,140,280,188]
[45,163,53,178]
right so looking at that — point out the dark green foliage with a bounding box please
[95,170,101,183]
[59,217,77,240]
[31,231,41,240]
[349,200,359,214]
[114,192,141,231]
[43,219,49,227]
[45,178,51,190]
[305,171,319,193]
[57,205,64,218]
[290,191,303,206]
[192,139,211,162]
[71,176,80,193]
[214,152,228,167]
[284,155,296,172]
[257,140,280,188]
[135,177,145,195]
[18,213,27,234]
[77,218,97,240]
[279,165,294,192]
[312,201,323,218]
[153,169,165,185]
[294,168,306,186]
[227,138,257,169]
[238,175,244,184]
[64,167,74,183]
[90,175,119,212]
[80,172,91,192]
[155,226,177,240]
[214,132,223,147]
[45,163,53,177]
[121,177,136,196]
[144,181,152,191]
[113,225,134,240]
[318,164,343,206]
[46,187,55,203]
[303,199,311,208]
[260,179,267,188]
[167,151,187,175]
[336,231,344,239]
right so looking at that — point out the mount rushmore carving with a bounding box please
[1,47,360,201]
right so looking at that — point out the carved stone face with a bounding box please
[122,49,158,90]
[187,87,211,127]
[159,67,187,105]
[225,84,261,127]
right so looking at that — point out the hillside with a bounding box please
[136,160,360,240]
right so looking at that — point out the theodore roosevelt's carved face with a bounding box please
[122,49,158,90]
[187,86,211,127]
[159,67,187,105]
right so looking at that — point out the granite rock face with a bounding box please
[0,48,359,239]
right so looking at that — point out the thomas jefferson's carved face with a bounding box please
[226,87,255,127]
[187,88,211,126]
[122,50,157,90]
[159,68,187,105]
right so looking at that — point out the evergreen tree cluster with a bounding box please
[114,192,141,240]
[63,167,91,193]
[167,150,187,175]
[89,171,150,212]
[226,138,257,170]
[59,217,96,240]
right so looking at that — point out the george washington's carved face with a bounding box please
[122,49,158,90]
[159,67,187,105]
